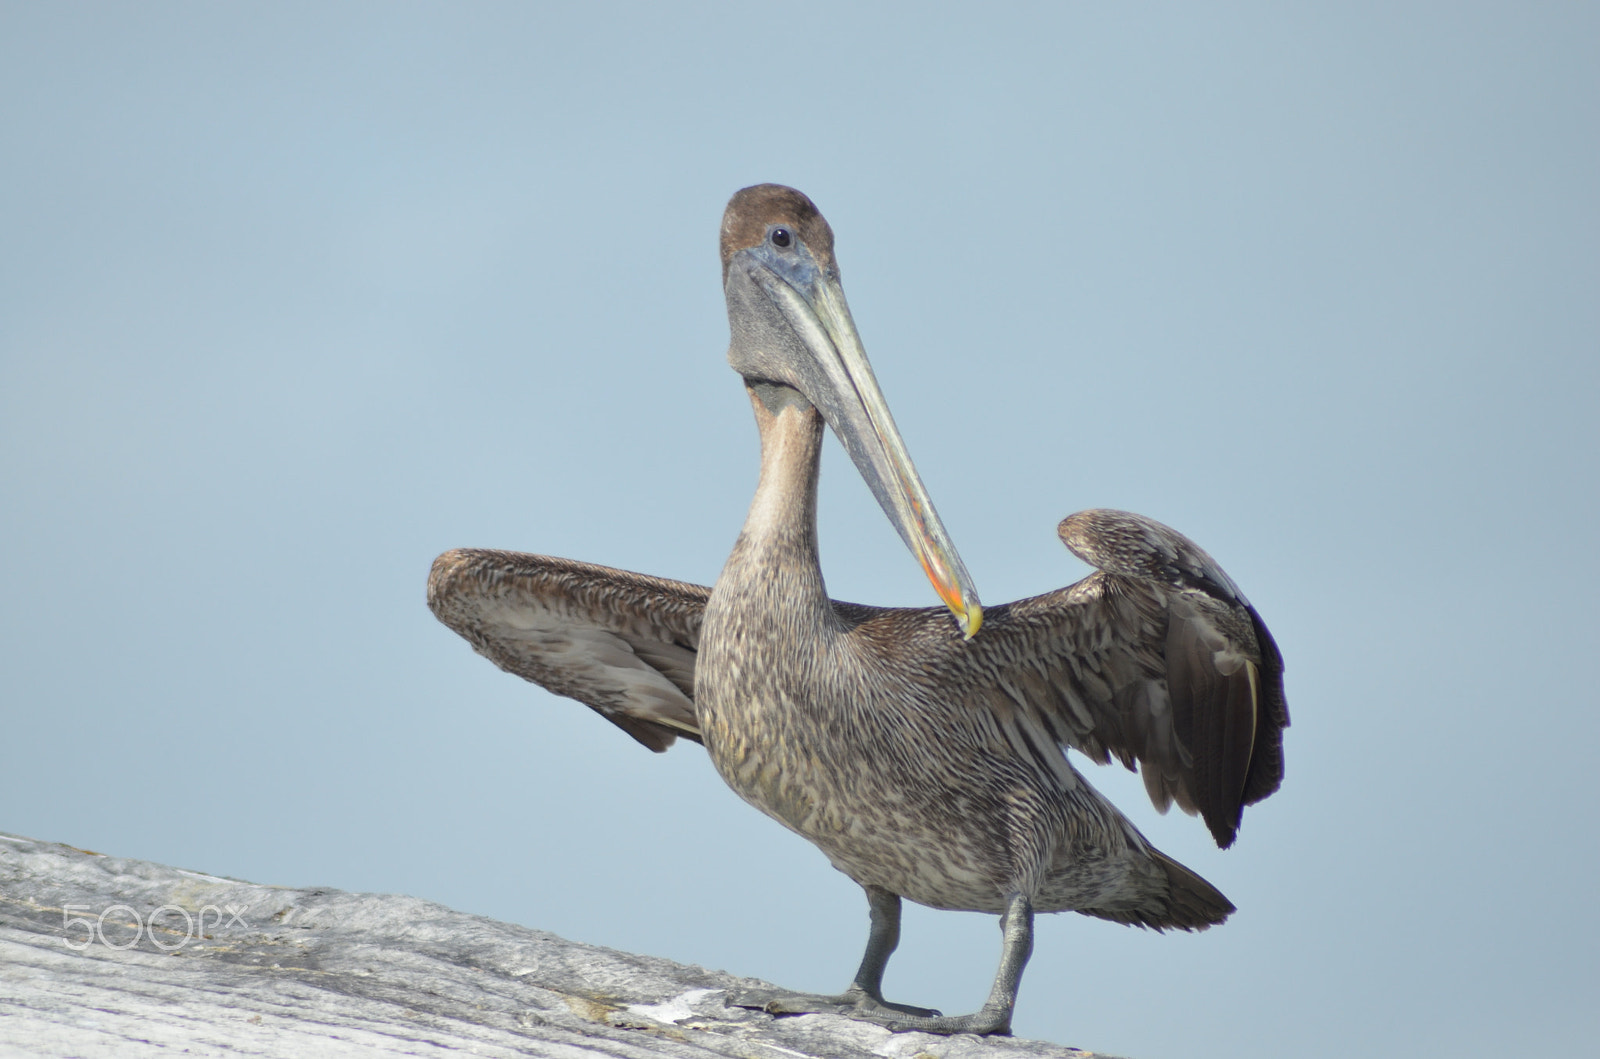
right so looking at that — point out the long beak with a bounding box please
[729,253,984,638]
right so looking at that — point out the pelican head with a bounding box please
[719,184,982,639]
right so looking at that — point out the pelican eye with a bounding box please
[769,227,792,248]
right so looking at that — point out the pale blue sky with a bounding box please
[3,4,1596,1056]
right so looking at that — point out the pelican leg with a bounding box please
[737,890,1034,1035]
[856,892,1034,1036]
[845,884,908,1004]
[732,885,941,1020]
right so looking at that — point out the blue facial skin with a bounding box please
[754,224,829,295]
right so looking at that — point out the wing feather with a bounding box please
[946,509,1288,848]
[427,549,708,751]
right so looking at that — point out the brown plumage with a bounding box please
[428,184,1287,1035]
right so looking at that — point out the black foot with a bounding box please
[730,985,942,1022]
[858,1004,1013,1036]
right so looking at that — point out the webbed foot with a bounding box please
[730,985,941,1022]
[854,1002,1013,1036]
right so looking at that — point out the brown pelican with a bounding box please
[428,184,1287,1035]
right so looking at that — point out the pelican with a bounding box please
[428,184,1287,1035]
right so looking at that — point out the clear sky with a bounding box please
[3,4,1596,1057]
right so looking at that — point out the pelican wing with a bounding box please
[427,549,708,751]
[955,510,1288,848]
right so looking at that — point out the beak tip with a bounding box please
[958,602,984,640]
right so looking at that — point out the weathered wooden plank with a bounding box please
[0,833,1106,1059]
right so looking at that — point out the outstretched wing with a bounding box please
[427,513,1287,845]
[427,549,709,751]
[952,509,1288,848]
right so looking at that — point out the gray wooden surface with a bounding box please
[0,833,1114,1058]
